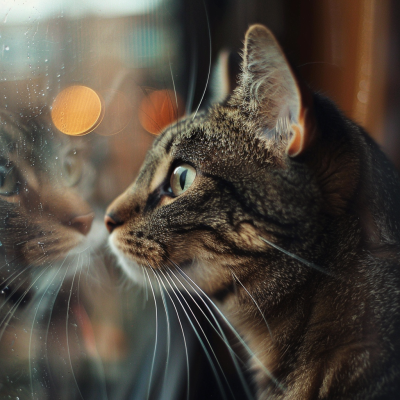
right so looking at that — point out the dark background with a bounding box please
[180,0,399,167]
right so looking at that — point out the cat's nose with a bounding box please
[69,212,95,236]
[104,213,123,234]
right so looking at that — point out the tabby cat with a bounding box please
[105,25,400,399]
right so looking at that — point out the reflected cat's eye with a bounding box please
[0,164,18,196]
[63,152,83,187]
[170,164,196,196]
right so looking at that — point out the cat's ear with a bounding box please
[235,24,316,157]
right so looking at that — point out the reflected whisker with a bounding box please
[42,253,76,392]
[65,254,85,400]
[29,254,73,398]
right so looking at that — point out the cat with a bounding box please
[105,24,400,399]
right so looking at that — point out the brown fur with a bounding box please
[106,25,400,399]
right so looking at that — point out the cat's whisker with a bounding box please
[163,265,235,400]
[166,63,180,123]
[142,265,148,298]
[139,107,164,133]
[143,265,159,400]
[166,261,256,399]
[75,253,85,319]
[82,250,91,288]
[192,0,212,121]
[137,85,164,133]
[172,262,284,391]
[185,24,198,114]
[230,270,273,339]
[258,236,334,277]
[150,268,171,395]
[155,267,190,400]
[145,268,150,304]
[166,262,235,346]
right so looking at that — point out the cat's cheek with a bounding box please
[108,230,164,268]
[107,235,156,288]
[235,223,266,249]
[108,238,144,284]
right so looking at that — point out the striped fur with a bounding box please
[107,25,400,399]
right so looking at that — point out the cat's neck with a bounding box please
[222,248,400,399]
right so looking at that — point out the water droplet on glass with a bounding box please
[4,46,9,51]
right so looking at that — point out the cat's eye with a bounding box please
[63,151,83,187]
[0,163,19,196]
[169,164,196,196]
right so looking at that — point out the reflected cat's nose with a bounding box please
[105,213,123,234]
[69,212,95,236]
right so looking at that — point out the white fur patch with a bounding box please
[108,235,146,286]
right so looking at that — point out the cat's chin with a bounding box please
[107,236,199,294]
[108,236,147,286]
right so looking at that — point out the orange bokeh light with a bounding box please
[138,89,185,135]
[51,86,104,136]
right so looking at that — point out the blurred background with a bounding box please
[0,0,398,399]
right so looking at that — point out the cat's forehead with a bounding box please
[150,104,279,169]
[154,106,244,157]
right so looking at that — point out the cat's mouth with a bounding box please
[108,229,166,266]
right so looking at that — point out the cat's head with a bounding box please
[105,25,361,296]
[0,109,95,268]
